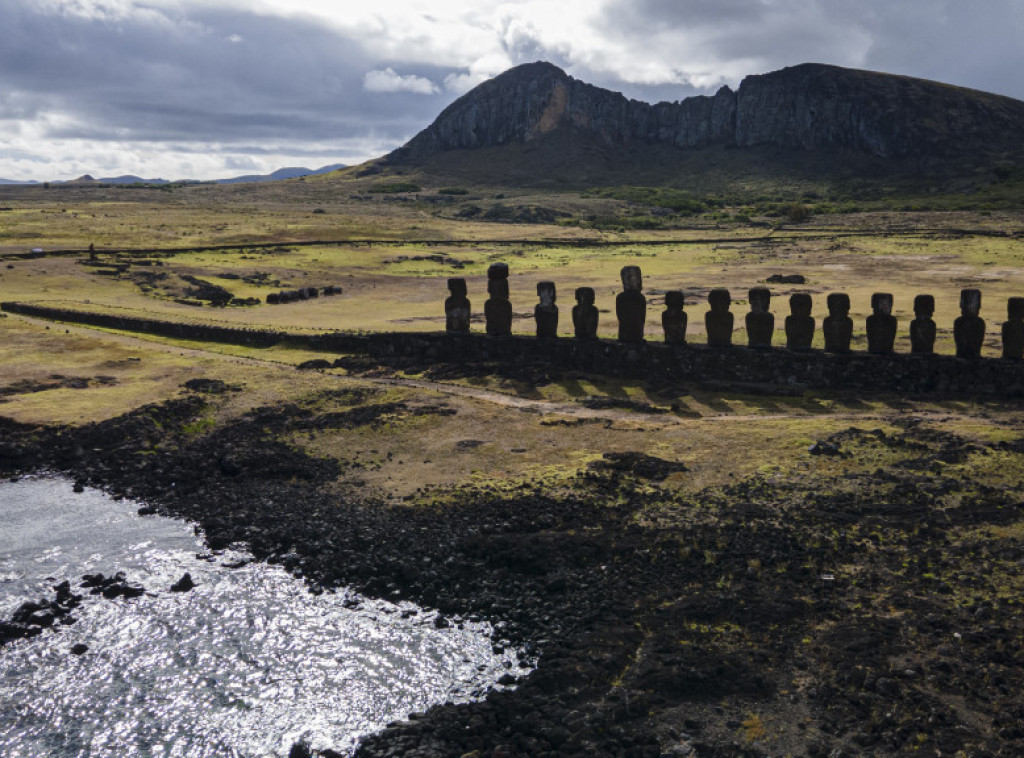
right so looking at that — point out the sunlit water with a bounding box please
[0,476,528,757]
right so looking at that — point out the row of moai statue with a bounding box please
[444,264,1024,359]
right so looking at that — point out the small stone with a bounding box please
[169,573,196,593]
[808,441,841,456]
[70,643,89,655]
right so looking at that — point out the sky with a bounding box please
[2,0,1024,182]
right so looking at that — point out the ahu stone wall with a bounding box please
[436,266,1024,396]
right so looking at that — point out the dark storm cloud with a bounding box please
[855,2,1024,98]
[0,2,453,145]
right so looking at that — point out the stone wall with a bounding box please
[4,301,1024,397]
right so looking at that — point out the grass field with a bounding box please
[2,176,1022,354]
[2,176,1023,479]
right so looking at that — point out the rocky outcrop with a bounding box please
[393,61,1024,160]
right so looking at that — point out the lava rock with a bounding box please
[169,573,196,593]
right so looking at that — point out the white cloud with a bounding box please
[363,68,439,95]
[3,0,1024,181]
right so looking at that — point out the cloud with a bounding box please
[1,0,1023,181]
[363,68,439,94]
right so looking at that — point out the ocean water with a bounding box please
[0,476,527,757]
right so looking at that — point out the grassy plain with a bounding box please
[2,173,1023,489]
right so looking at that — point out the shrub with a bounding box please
[785,203,811,224]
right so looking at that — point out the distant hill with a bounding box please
[217,164,346,184]
[2,164,349,187]
[388,61,1024,188]
[98,175,171,185]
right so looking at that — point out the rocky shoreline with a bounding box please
[2,386,1024,757]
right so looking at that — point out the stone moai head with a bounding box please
[914,294,935,318]
[665,291,685,310]
[576,286,595,305]
[1008,297,1024,320]
[871,292,894,316]
[748,287,771,314]
[708,288,731,312]
[826,293,850,317]
[488,278,509,298]
[621,265,642,292]
[487,263,510,296]
[790,293,812,317]
[447,278,467,298]
[537,281,556,307]
[960,288,982,316]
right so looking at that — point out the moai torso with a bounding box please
[662,290,688,344]
[534,281,559,338]
[1002,297,1024,360]
[822,293,852,353]
[616,266,646,342]
[954,289,985,359]
[705,288,733,346]
[866,292,897,354]
[910,294,936,355]
[745,287,774,348]
[444,278,471,333]
[572,287,599,339]
[485,263,512,336]
[786,293,815,351]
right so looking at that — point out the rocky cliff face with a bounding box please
[393,61,1024,161]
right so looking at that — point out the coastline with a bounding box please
[2,386,1024,757]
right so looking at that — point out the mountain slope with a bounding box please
[388,62,1024,186]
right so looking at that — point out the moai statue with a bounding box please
[444,278,471,333]
[572,287,599,339]
[485,263,512,336]
[705,288,733,347]
[534,281,559,338]
[662,291,687,345]
[822,293,853,353]
[785,293,815,351]
[954,288,985,359]
[866,292,897,354]
[745,287,774,349]
[1002,297,1024,360]
[910,294,937,355]
[616,265,646,342]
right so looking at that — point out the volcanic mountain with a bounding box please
[387,61,1024,187]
